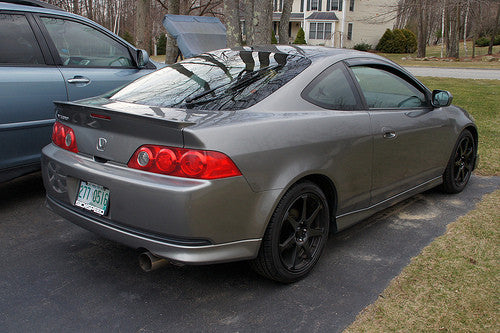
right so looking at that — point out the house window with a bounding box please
[311,0,319,10]
[347,23,353,40]
[349,0,355,11]
[309,22,332,39]
[273,0,283,11]
[330,0,342,11]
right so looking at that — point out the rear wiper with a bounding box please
[184,65,281,104]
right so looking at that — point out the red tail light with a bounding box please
[52,122,78,153]
[128,145,241,180]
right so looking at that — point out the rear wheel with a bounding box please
[441,130,476,194]
[251,181,329,283]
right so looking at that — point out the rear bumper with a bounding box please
[42,144,281,264]
[46,195,261,264]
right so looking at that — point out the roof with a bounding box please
[162,14,227,59]
[0,0,62,10]
[305,12,339,20]
[272,12,304,21]
[232,45,366,62]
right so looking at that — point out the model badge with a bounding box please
[97,138,107,151]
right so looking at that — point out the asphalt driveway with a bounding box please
[0,173,498,332]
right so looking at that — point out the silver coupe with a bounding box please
[42,46,478,283]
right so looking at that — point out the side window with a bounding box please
[40,17,133,68]
[0,14,44,65]
[302,63,359,110]
[351,66,427,109]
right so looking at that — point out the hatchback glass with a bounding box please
[110,50,311,110]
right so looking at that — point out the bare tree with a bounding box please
[135,0,151,52]
[279,0,292,44]
[224,0,242,47]
[252,0,272,44]
[244,0,255,45]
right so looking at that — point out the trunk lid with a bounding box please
[54,98,212,164]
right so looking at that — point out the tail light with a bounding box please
[128,145,241,180]
[52,121,78,153]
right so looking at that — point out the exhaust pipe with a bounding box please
[138,251,169,272]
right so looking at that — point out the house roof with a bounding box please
[272,12,304,21]
[305,12,339,21]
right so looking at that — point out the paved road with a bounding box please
[1,173,499,332]
[404,66,500,80]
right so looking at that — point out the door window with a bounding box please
[302,63,358,110]
[40,17,133,68]
[351,66,427,109]
[0,14,44,64]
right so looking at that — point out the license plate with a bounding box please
[75,181,110,216]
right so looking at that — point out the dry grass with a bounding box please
[344,189,500,332]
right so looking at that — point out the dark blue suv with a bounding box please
[0,0,158,182]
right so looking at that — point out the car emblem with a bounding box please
[97,138,107,151]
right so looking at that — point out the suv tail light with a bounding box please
[52,122,78,153]
[128,145,241,180]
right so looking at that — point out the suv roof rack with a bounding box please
[1,0,63,10]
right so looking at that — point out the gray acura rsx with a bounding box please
[42,46,478,283]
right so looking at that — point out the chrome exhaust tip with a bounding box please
[138,251,169,272]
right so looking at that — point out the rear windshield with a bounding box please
[110,49,311,110]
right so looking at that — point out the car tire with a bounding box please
[250,181,329,283]
[441,130,476,194]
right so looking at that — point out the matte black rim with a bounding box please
[453,135,474,187]
[278,193,326,272]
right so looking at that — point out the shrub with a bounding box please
[402,28,417,53]
[376,28,417,54]
[476,35,500,47]
[156,34,166,55]
[353,42,371,51]
[392,29,407,53]
[376,29,394,52]
[271,30,278,44]
[293,27,306,45]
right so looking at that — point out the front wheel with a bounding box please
[441,130,476,194]
[251,181,330,283]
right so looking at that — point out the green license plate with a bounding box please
[75,181,110,216]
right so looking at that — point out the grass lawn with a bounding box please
[345,77,500,332]
[380,42,500,69]
[344,189,500,332]
[417,77,500,176]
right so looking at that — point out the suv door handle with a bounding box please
[67,76,90,84]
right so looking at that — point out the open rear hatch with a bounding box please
[54,99,196,165]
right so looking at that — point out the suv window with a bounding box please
[302,63,358,110]
[351,66,427,109]
[40,17,133,68]
[0,13,44,65]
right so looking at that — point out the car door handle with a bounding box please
[383,131,397,139]
[67,77,90,84]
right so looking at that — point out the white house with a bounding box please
[272,0,398,48]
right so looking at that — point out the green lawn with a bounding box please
[417,77,500,176]
[345,77,500,332]
[380,42,500,68]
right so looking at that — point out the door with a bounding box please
[349,65,451,204]
[0,12,67,175]
[38,16,152,101]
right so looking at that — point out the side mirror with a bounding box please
[136,49,150,68]
[432,90,453,108]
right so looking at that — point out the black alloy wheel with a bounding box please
[251,181,330,283]
[441,130,476,194]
